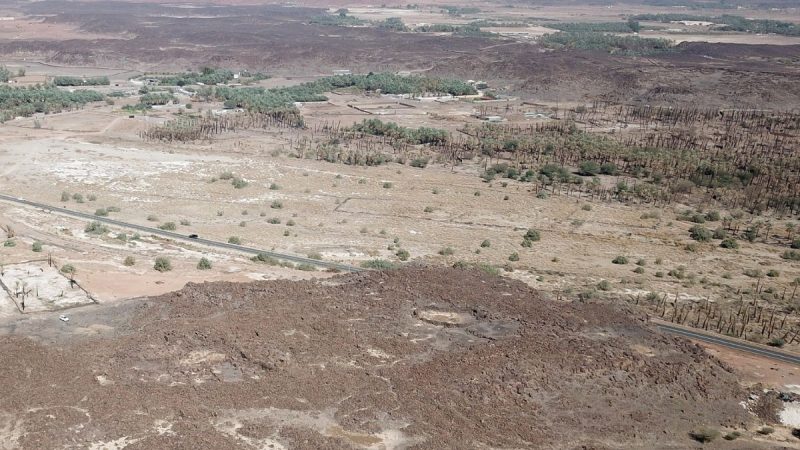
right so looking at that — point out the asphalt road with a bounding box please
[0,193,363,273]
[656,322,800,366]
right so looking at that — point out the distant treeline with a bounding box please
[122,91,177,112]
[158,68,234,86]
[414,23,492,36]
[0,85,104,122]
[349,118,449,145]
[139,92,176,106]
[198,73,477,126]
[540,32,673,55]
[467,19,529,27]
[148,68,268,86]
[441,5,481,16]
[378,17,408,31]
[309,11,530,34]
[632,13,800,36]
[309,13,366,27]
[637,0,736,8]
[52,76,110,86]
[549,21,640,33]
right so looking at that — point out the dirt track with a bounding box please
[0,267,758,448]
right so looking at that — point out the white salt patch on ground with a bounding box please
[780,402,800,427]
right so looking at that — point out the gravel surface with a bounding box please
[0,267,753,448]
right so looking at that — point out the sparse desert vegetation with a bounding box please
[0,0,798,446]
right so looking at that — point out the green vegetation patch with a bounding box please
[541,31,673,55]
[631,13,800,36]
[0,85,104,122]
[549,21,638,33]
[349,118,449,144]
[52,76,110,86]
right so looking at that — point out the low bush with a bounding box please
[723,431,741,441]
[689,428,720,443]
[154,257,172,272]
[396,249,410,261]
[767,338,785,348]
[743,268,762,278]
[524,229,541,242]
[252,252,279,265]
[410,157,428,168]
[452,261,500,276]
[360,259,395,270]
[640,211,661,220]
[689,225,712,242]
[578,160,600,176]
[85,221,108,234]
[783,250,800,261]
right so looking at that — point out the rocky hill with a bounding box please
[0,267,756,448]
